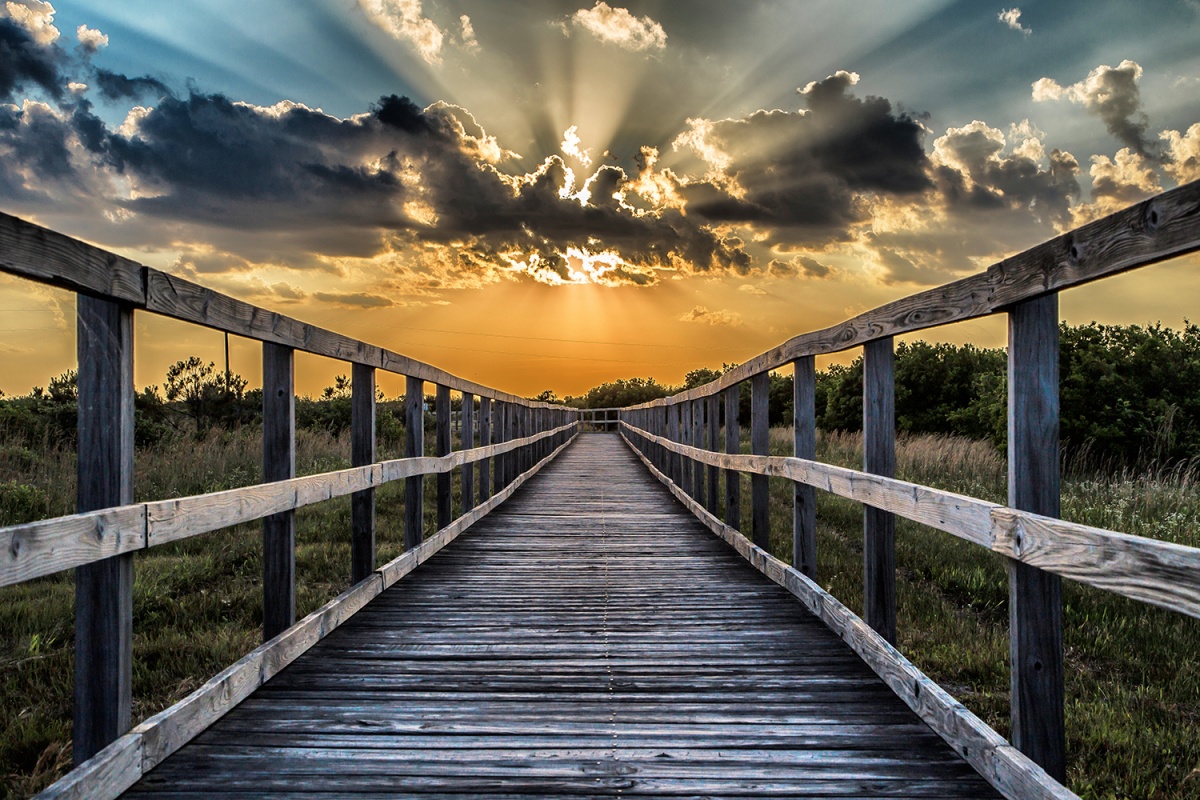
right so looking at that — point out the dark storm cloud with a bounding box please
[93,69,172,102]
[0,16,64,102]
[672,71,930,245]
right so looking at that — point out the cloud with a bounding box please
[357,0,445,64]
[93,68,170,101]
[459,15,478,53]
[1033,60,1157,158]
[1161,123,1200,184]
[930,119,1080,225]
[312,291,395,308]
[0,5,65,102]
[679,305,743,326]
[566,2,667,52]
[997,8,1031,35]
[738,283,765,295]
[671,71,930,245]
[1070,148,1162,225]
[75,23,106,52]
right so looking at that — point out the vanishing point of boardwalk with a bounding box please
[125,435,999,798]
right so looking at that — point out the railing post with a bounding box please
[863,337,896,644]
[1008,293,1066,781]
[793,356,817,579]
[493,401,506,495]
[436,384,452,529]
[405,376,424,550]
[706,394,719,516]
[260,342,297,644]
[462,393,475,510]
[351,362,376,584]
[724,386,741,530]
[73,295,134,764]
[667,402,681,485]
[751,372,770,550]
[681,400,693,495]
[480,396,492,502]
[692,399,704,503]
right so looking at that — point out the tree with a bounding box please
[163,356,249,433]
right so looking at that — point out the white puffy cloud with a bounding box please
[567,2,667,52]
[1070,148,1161,225]
[1161,123,1200,184]
[357,0,445,64]
[459,14,478,53]
[75,23,106,52]
[998,8,1031,35]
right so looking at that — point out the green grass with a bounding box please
[2,426,1199,798]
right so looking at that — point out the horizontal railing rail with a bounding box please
[614,179,1200,797]
[0,421,578,587]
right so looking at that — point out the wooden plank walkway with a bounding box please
[125,434,1001,798]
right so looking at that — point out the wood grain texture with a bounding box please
[863,337,896,645]
[1007,295,1065,781]
[262,342,296,642]
[350,363,376,584]
[1,506,145,587]
[622,432,1077,800]
[461,393,475,512]
[35,734,143,800]
[623,180,1200,409]
[405,376,425,551]
[0,212,144,304]
[793,356,817,579]
[724,387,740,531]
[436,384,453,529]
[74,295,135,764]
[706,394,720,517]
[479,396,492,504]
[751,372,770,550]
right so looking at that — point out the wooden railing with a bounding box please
[0,212,582,784]
[618,179,1200,797]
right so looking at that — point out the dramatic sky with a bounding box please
[2,0,1199,397]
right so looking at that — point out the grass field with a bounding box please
[1,426,1198,798]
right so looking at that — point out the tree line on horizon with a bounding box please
[2,321,1198,467]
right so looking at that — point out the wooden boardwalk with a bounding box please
[125,434,1000,798]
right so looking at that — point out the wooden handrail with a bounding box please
[619,422,1200,619]
[0,422,578,587]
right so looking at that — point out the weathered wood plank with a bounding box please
[706,394,720,517]
[461,393,475,512]
[73,295,135,764]
[436,384,453,529]
[1,506,145,587]
[793,355,817,579]
[350,363,375,584]
[751,372,770,550]
[261,342,296,642]
[0,212,144,304]
[36,734,143,800]
[479,396,492,504]
[1007,294,1065,782]
[405,376,425,550]
[724,386,740,530]
[863,337,896,645]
